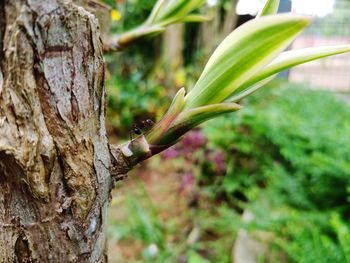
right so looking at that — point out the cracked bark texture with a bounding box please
[0,0,125,261]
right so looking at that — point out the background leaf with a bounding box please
[257,0,280,17]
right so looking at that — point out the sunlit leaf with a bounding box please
[113,0,206,51]
[146,0,166,24]
[257,0,280,17]
[116,25,165,49]
[233,44,350,96]
[156,0,206,25]
[228,74,277,102]
[184,14,311,110]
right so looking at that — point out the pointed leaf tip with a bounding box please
[257,0,280,18]
[234,43,350,95]
[146,87,186,144]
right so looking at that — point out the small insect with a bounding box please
[130,119,155,141]
[133,119,155,134]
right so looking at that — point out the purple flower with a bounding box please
[178,172,196,195]
[213,151,226,174]
[161,147,179,160]
[181,131,207,151]
[183,172,195,186]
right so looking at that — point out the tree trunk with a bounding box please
[162,23,184,86]
[200,0,238,58]
[221,0,238,37]
[0,0,124,261]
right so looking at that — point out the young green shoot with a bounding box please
[119,0,350,166]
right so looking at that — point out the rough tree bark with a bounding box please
[0,0,128,262]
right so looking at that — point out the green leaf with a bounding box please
[184,14,311,110]
[234,44,350,96]
[113,0,206,51]
[165,87,186,117]
[146,0,166,25]
[146,88,186,144]
[116,25,165,49]
[228,74,277,102]
[257,0,280,17]
[156,0,206,25]
[158,103,241,145]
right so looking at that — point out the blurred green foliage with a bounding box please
[202,81,350,262]
[108,178,239,262]
[108,181,172,262]
[205,81,350,211]
[108,81,350,262]
[106,72,169,135]
[103,0,195,137]
[103,1,350,262]
[103,0,156,32]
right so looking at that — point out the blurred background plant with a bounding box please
[108,82,350,262]
[102,0,350,262]
[202,83,350,262]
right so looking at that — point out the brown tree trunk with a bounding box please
[162,24,184,86]
[200,0,238,58]
[222,0,238,37]
[0,0,125,262]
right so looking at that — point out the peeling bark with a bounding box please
[0,0,128,261]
